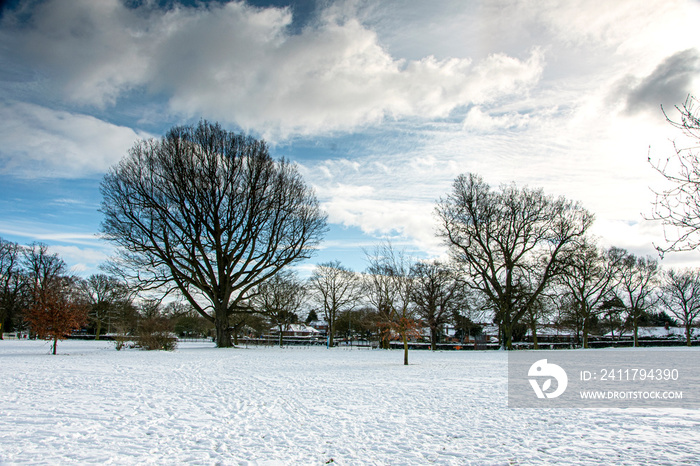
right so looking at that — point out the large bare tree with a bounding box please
[649,95,700,254]
[100,121,327,347]
[308,261,361,347]
[436,173,593,349]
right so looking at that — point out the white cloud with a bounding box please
[0,222,113,277]
[462,106,530,132]
[309,169,446,257]
[1,0,544,140]
[49,244,109,277]
[0,101,150,177]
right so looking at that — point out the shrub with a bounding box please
[136,316,177,351]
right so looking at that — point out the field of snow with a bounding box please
[1,340,699,465]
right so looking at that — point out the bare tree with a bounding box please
[0,238,26,338]
[335,306,378,342]
[365,242,415,365]
[617,252,660,347]
[252,270,306,346]
[309,261,362,347]
[659,268,700,346]
[24,243,65,291]
[78,274,130,339]
[451,289,490,345]
[409,260,464,351]
[100,121,327,347]
[649,95,700,254]
[555,293,584,346]
[559,240,625,348]
[523,293,557,350]
[436,173,593,349]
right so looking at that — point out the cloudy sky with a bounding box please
[1,0,700,276]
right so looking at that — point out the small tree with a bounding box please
[24,276,88,355]
[309,261,361,347]
[523,293,556,350]
[599,296,627,341]
[365,242,416,365]
[617,252,659,346]
[253,270,306,347]
[135,300,177,351]
[22,243,89,353]
[110,296,139,350]
[305,309,319,325]
[556,293,584,345]
[78,274,130,339]
[659,268,700,346]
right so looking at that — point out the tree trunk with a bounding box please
[531,322,539,350]
[379,329,390,349]
[430,326,438,351]
[328,320,334,347]
[215,310,233,348]
[52,336,58,355]
[582,318,589,349]
[402,330,409,366]
[502,320,513,350]
[633,312,639,348]
[95,319,102,341]
[687,325,692,347]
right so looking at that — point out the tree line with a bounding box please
[0,240,210,352]
[3,97,700,359]
[2,231,699,358]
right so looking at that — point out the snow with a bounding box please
[1,340,699,465]
[611,326,696,339]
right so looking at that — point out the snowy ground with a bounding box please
[1,340,699,465]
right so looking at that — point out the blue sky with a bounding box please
[1,0,700,277]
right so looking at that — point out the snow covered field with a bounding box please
[1,340,699,465]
